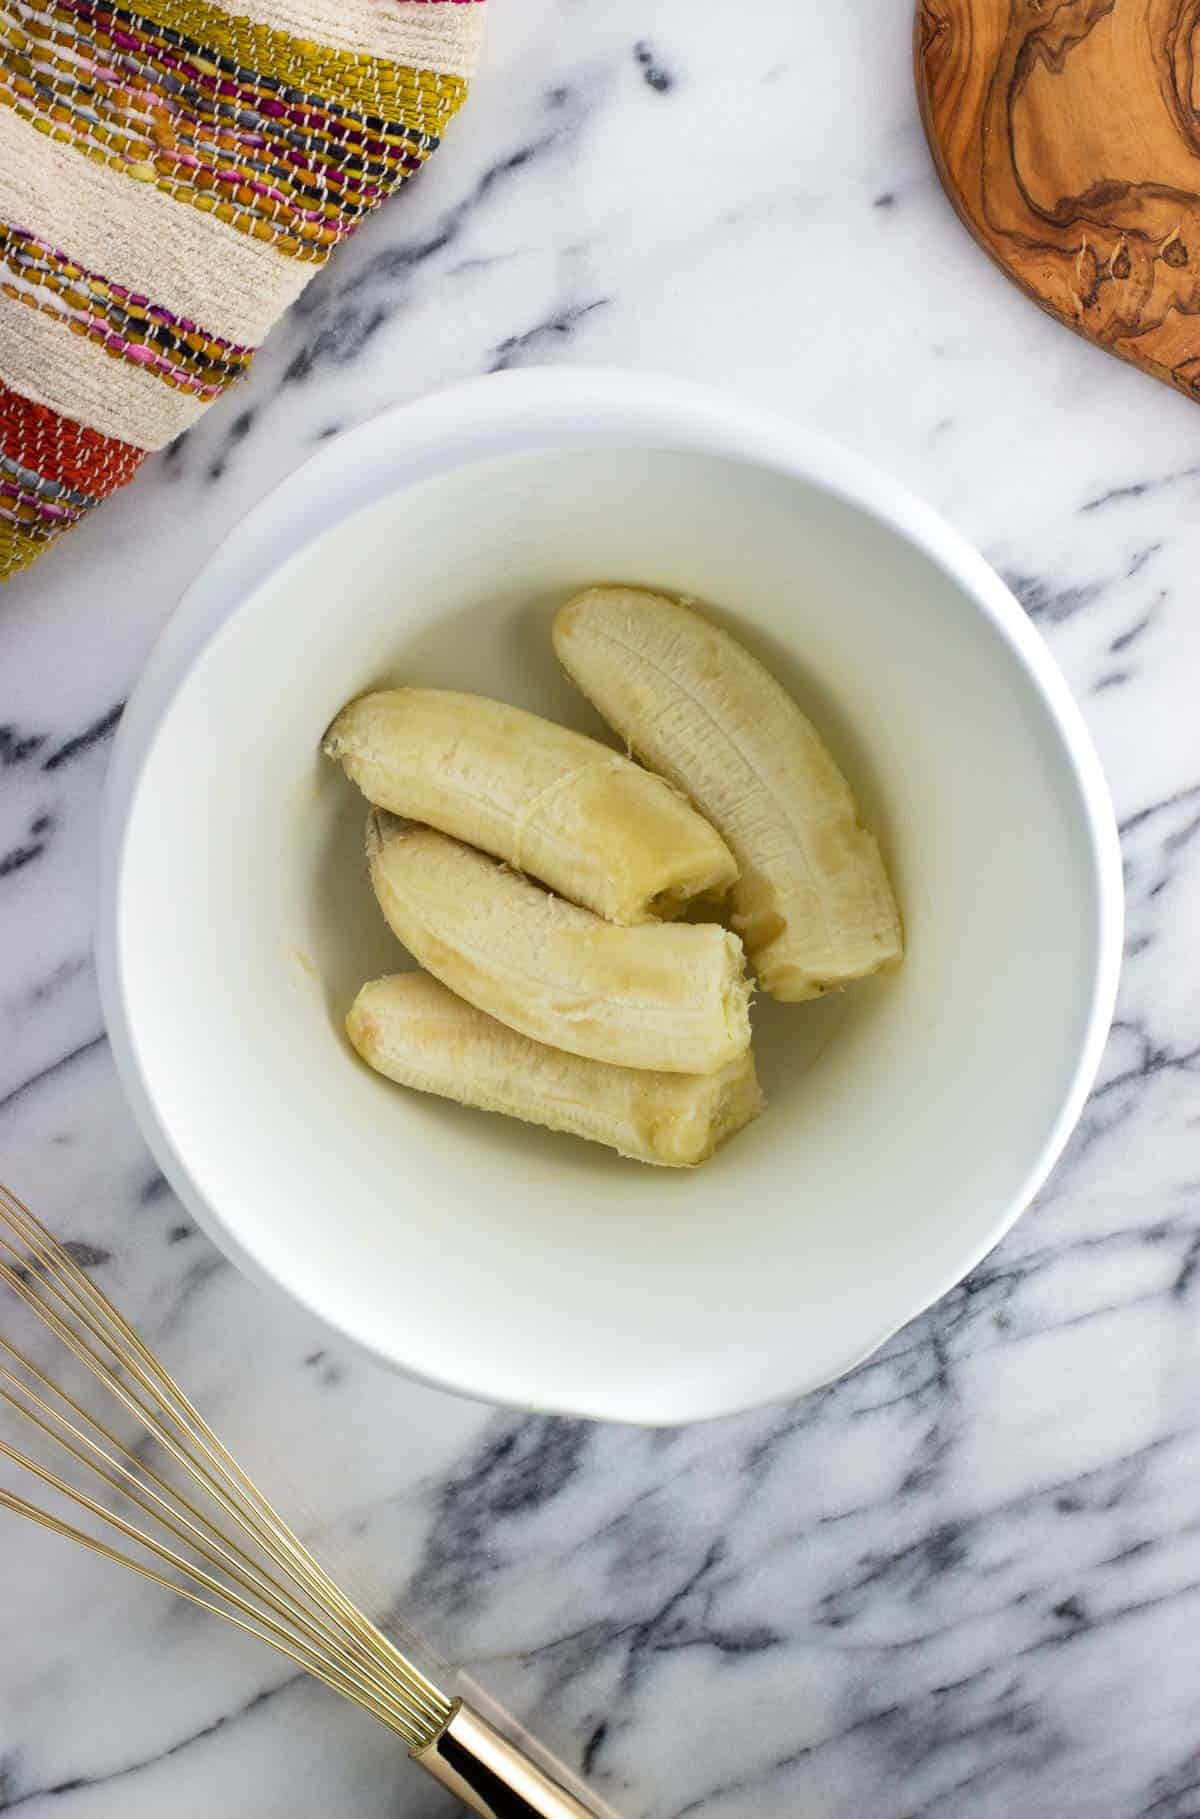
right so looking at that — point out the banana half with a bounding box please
[365,811,753,1076]
[553,588,903,1001]
[324,686,737,925]
[347,973,763,1168]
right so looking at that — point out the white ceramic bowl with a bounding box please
[97,370,1122,1425]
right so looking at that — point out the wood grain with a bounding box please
[916,0,1200,401]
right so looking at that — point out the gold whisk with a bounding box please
[0,1182,608,1819]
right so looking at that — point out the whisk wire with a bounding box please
[0,1363,445,1735]
[0,1484,435,1732]
[0,1197,450,1729]
[0,1307,444,1731]
[0,1183,451,1749]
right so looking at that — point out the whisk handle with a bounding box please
[413,1701,605,1819]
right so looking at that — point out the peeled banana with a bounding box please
[365,810,752,1075]
[324,686,737,925]
[553,588,902,1001]
[347,973,763,1167]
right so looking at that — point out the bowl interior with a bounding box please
[114,445,1108,1422]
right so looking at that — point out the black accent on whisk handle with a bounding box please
[413,1702,606,1819]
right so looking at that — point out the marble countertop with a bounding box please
[3,3,1200,1815]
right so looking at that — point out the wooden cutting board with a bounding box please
[916,0,1200,401]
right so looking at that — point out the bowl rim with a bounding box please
[96,366,1124,1424]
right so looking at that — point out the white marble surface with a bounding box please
[3,2,1200,1814]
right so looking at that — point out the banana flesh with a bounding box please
[346,973,763,1167]
[553,588,902,1001]
[365,810,752,1075]
[324,686,737,925]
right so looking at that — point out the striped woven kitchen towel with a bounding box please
[0,0,486,580]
